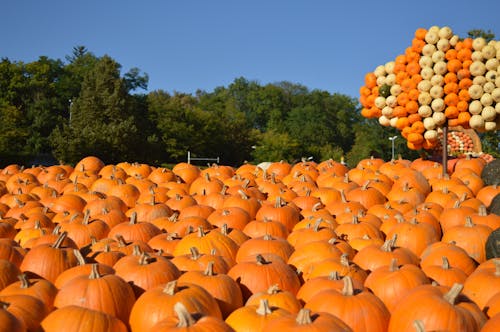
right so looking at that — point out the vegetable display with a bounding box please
[360,26,500,151]
[0,155,497,331]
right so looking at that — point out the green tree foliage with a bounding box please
[50,56,141,164]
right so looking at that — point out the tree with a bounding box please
[50,55,140,164]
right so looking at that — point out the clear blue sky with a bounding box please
[2,0,500,99]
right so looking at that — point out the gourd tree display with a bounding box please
[360,26,499,170]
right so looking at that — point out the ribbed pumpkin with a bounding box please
[305,276,390,332]
[225,299,290,332]
[227,254,301,301]
[129,280,222,332]
[53,264,135,326]
[41,305,127,332]
[262,308,352,332]
[388,283,486,331]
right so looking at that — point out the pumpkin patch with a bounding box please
[0,155,498,331]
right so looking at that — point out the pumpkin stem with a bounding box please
[267,284,280,294]
[163,280,177,295]
[413,320,426,332]
[189,247,201,260]
[129,212,138,225]
[89,264,101,279]
[443,283,465,305]
[138,252,151,265]
[52,231,68,249]
[442,256,450,269]
[82,209,91,225]
[204,261,215,276]
[311,202,322,212]
[340,253,350,267]
[494,259,500,277]
[255,299,272,316]
[74,249,86,266]
[132,245,143,256]
[464,216,474,227]
[295,308,313,325]
[341,276,354,296]
[17,273,31,288]
[389,258,399,272]
[220,224,229,236]
[256,254,269,265]
[174,302,196,327]
[328,271,341,280]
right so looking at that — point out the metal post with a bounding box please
[187,151,191,164]
[389,136,398,160]
[442,126,448,177]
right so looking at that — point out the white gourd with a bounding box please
[378,115,391,126]
[481,106,496,121]
[431,51,445,63]
[381,106,393,117]
[420,67,434,80]
[472,37,487,51]
[431,98,445,112]
[471,51,483,62]
[422,44,436,57]
[438,26,453,39]
[385,74,396,86]
[376,76,386,86]
[469,114,485,130]
[449,35,459,47]
[425,30,440,44]
[469,85,484,100]
[433,61,448,75]
[389,117,399,128]
[470,61,486,76]
[424,129,438,141]
[480,93,493,107]
[429,85,444,99]
[423,117,436,130]
[485,70,497,83]
[385,61,395,74]
[437,39,450,52]
[483,82,495,94]
[390,85,402,96]
[418,92,432,106]
[481,45,496,59]
[485,58,499,71]
[491,88,500,103]
[375,96,386,109]
[432,111,446,125]
[430,74,444,86]
[417,80,432,92]
[374,65,386,77]
[386,95,397,107]
[469,100,483,115]
[419,56,433,68]
[484,121,497,131]
[418,105,433,118]
[473,75,486,86]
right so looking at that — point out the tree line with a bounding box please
[2,45,494,169]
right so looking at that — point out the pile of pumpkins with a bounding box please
[360,25,500,151]
[0,155,499,331]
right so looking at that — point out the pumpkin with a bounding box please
[0,301,26,332]
[129,280,222,332]
[147,302,234,332]
[0,273,58,311]
[364,258,430,312]
[177,261,243,318]
[41,305,127,332]
[227,254,301,301]
[225,299,290,332]
[245,284,302,314]
[0,294,49,332]
[53,264,136,325]
[486,228,500,259]
[388,283,486,331]
[262,308,352,331]
[305,276,390,332]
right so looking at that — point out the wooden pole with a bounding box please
[442,126,448,177]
